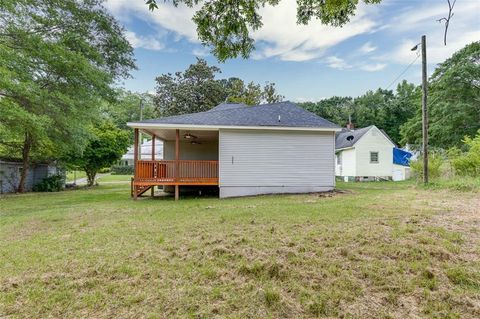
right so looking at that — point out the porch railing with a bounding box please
[134,160,219,185]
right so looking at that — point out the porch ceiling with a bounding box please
[141,128,218,142]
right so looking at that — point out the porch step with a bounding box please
[131,182,152,199]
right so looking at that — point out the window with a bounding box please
[337,153,342,165]
[370,152,379,163]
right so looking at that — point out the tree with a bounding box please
[353,88,393,130]
[449,130,480,177]
[263,82,284,104]
[70,121,130,186]
[154,58,225,116]
[0,0,135,192]
[226,81,263,105]
[154,59,283,116]
[102,90,155,142]
[384,81,420,144]
[300,83,418,145]
[354,85,418,144]
[146,0,382,61]
[222,78,284,105]
[401,42,480,149]
[300,96,353,127]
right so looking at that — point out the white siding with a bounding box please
[335,148,356,177]
[163,140,218,160]
[354,126,394,177]
[392,164,411,181]
[219,129,335,197]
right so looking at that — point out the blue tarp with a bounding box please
[393,148,412,166]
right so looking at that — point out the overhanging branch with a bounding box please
[437,0,456,46]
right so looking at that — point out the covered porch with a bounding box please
[131,127,219,200]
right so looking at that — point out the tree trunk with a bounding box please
[17,132,32,193]
[86,170,96,186]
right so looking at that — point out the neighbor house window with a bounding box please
[337,153,342,165]
[370,152,379,163]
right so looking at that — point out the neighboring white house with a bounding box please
[127,101,341,199]
[120,139,163,166]
[335,125,409,181]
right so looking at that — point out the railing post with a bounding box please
[175,129,179,201]
[151,135,155,197]
[133,128,139,200]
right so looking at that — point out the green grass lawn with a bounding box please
[1,182,479,318]
[97,174,132,182]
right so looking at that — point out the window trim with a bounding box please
[370,151,379,164]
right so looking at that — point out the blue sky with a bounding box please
[106,0,480,101]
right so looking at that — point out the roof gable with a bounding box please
[335,125,395,150]
[335,126,372,150]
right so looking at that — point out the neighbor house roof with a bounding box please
[335,125,396,150]
[128,101,340,131]
[335,126,373,150]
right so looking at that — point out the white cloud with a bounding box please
[192,47,209,57]
[105,0,198,41]
[106,0,379,62]
[359,41,377,54]
[125,31,164,51]
[325,56,352,70]
[105,0,478,67]
[360,63,386,72]
[323,56,386,72]
[385,0,480,65]
[252,0,379,61]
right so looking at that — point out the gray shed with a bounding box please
[0,160,64,193]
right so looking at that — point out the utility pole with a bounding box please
[421,35,428,184]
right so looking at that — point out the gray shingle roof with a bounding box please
[207,102,247,112]
[335,125,397,150]
[138,101,339,129]
[335,126,373,150]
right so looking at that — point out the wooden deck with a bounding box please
[131,160,219,198]
[131,128,219,200]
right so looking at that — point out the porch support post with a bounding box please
[151,134,155,197]
[133,128,139,200]
[175,129,179,201]
[152,135,155,161]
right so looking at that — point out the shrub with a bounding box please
[425,177,480,192]
[98,167,111,173]
[410,152,443,180]
[449,131,480,177]
[111,165,133,175]
[33,174,64,192]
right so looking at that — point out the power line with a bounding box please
[385,54,420,90]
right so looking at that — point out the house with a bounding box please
[0,159,64,193]
[335,125,411,181]
[120,139,163,166]
[127,101,341,200]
